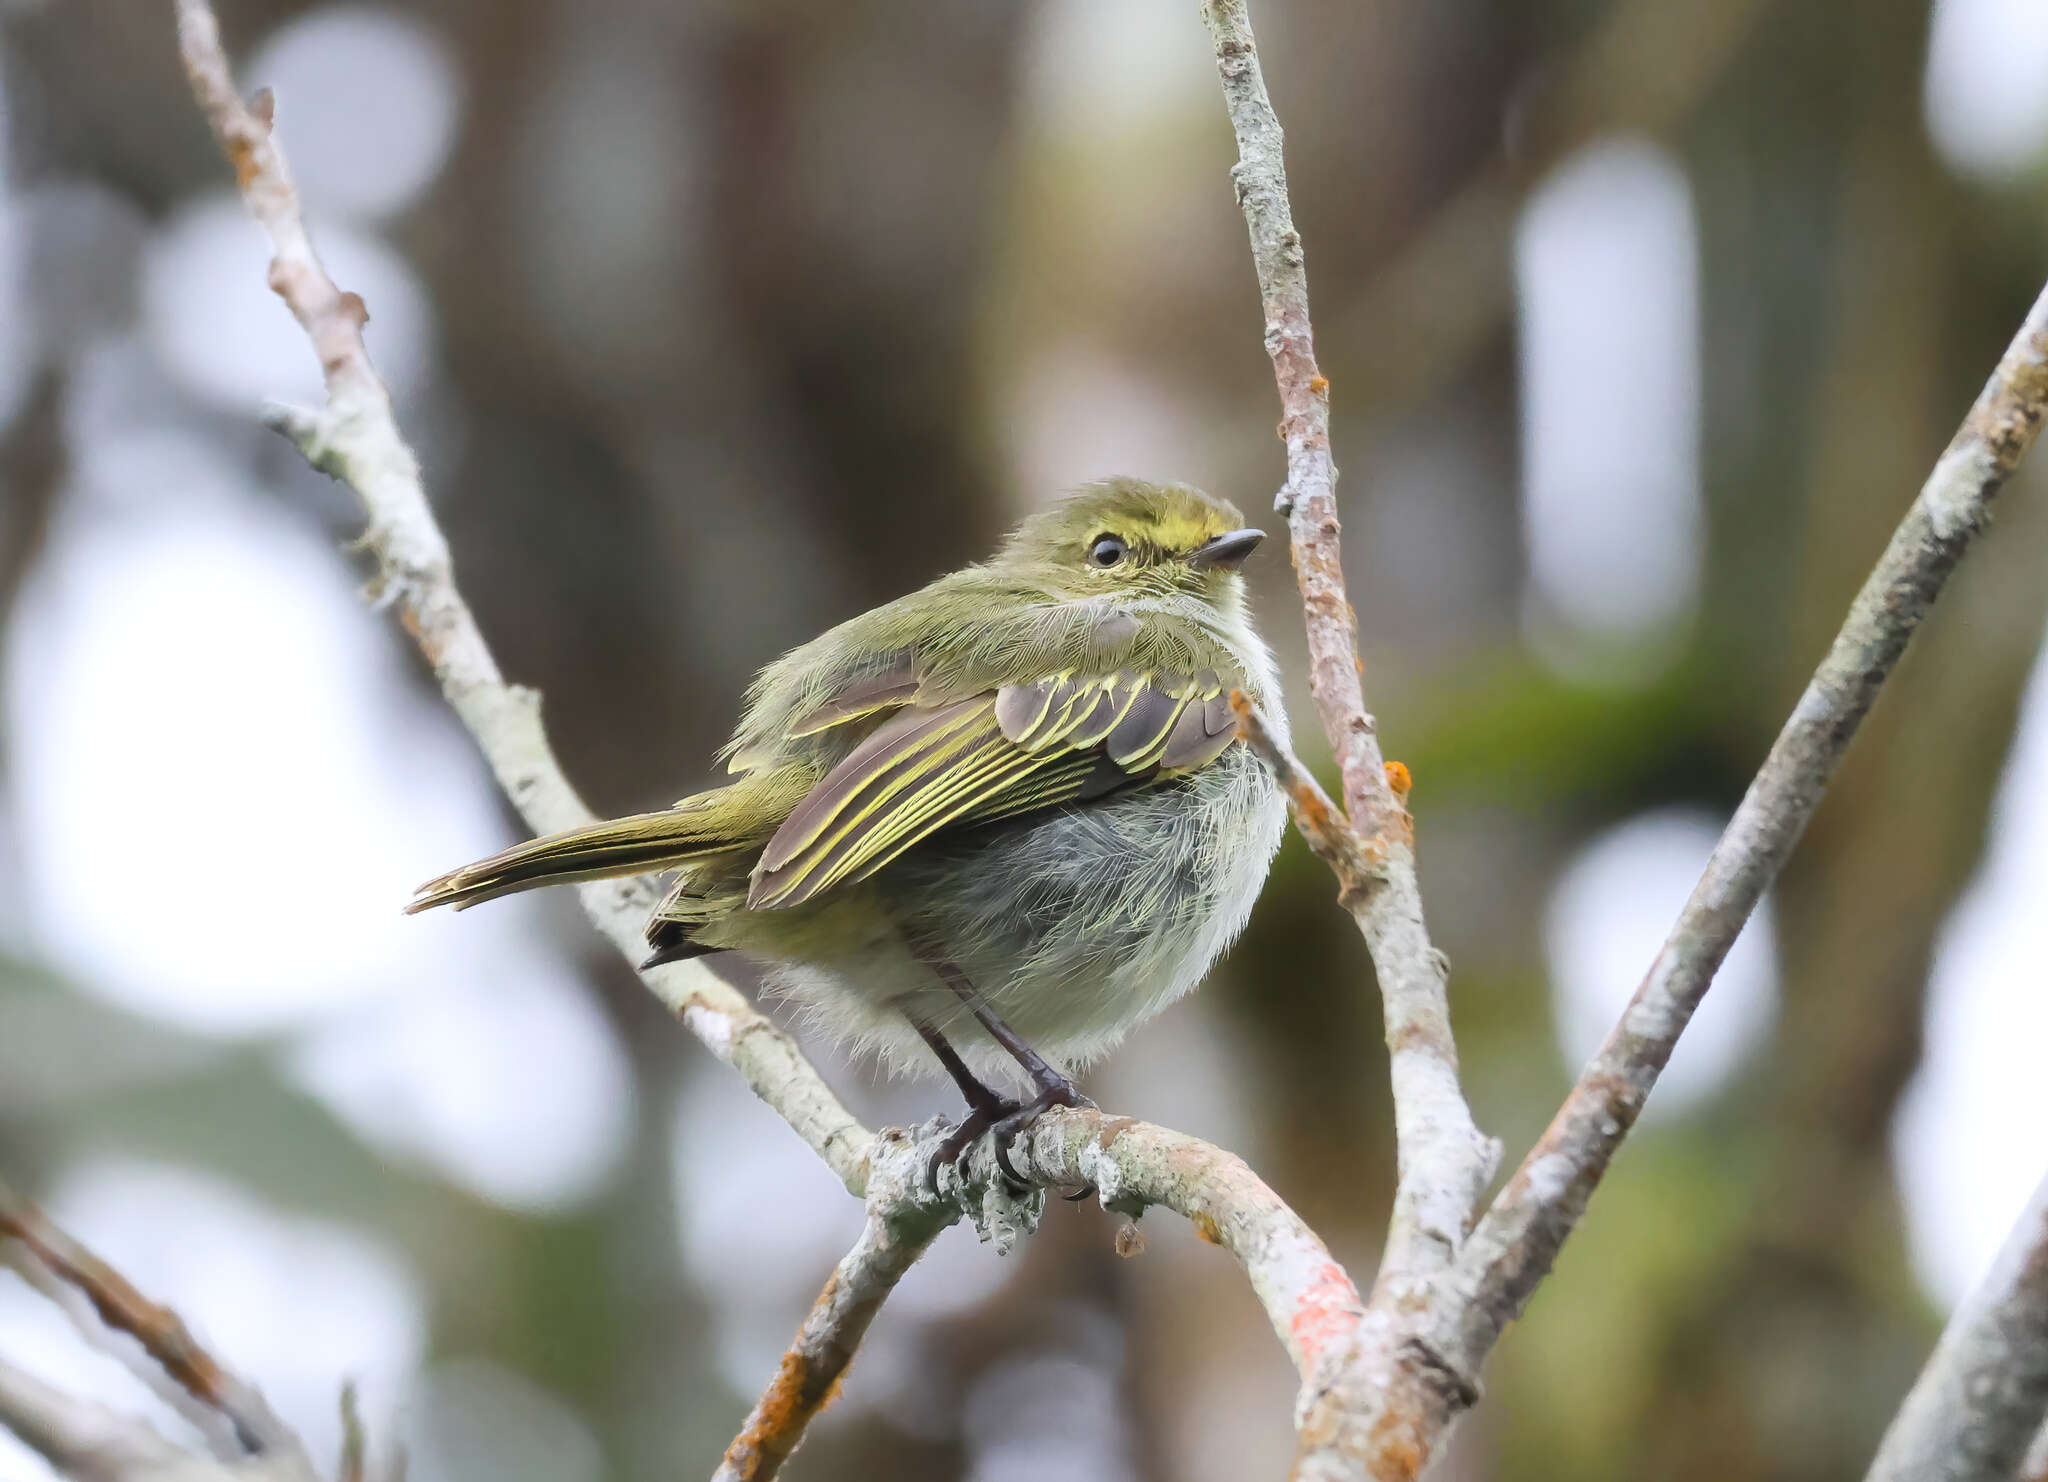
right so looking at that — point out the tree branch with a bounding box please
[1204,3,2048,1477]
[165,5,1378,1476]
[167,0,2048,1474]
[0,1356,193,1482]
[1231,694,1379,907]
[1864,1167,2048,1482]
[1430,279,2048,1384]
[1198,0,1497,1307]
[0,1179,329,1482]
[0,1180,302,1463]
[711,1153,950,1482]
[168,0,873,1196]
[933,1110,1368,1392]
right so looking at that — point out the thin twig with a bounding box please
[169,0,873,1195]
[1198,0,1496,1311]
[1431,279,2048,1386]
[0,1178,301,1461]
[1230,693,1379,907]
[0,1355,193,1482]
[337,1384,366,1482]
[2025,1419,2048,1482]
[713,1187,949,1481]
[1864,1167,2048,1482]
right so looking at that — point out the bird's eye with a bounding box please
[1088,534,1128,568]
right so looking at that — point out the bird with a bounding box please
[408,477,1289,1177]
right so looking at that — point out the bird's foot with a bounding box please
[992,1082,1096,1190]
[923,1100,1018,1196]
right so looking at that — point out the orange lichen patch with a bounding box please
[227,132,262,190]
[1383,760,1411,800]
[1287,1260,1363,1370]
[1191,1212,1225,1246]
[721,1345,840,1481]
[1309,375,1329,396]
[1288,777,1338,835]
[1365,1404,1428,1480]
[716,1271,858,1481]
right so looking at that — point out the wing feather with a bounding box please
[749,665,1243,910]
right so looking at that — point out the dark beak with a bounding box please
[1187,528,1266,572]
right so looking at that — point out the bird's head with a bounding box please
[994,478,1266,603]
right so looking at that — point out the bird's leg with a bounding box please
[917,952,1095,1192]
[910,1015,1019,1193]
[919,953,1086,1102]
[911,1016,1015,1119]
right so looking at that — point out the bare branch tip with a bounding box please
[338,1382,366,1482]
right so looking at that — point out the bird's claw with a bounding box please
[923,1102,1012,1195]
[990,1083,1096,1188]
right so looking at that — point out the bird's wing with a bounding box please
[747,666,1240,910]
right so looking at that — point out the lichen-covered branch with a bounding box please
[930,1110,1367,1390]
[1198,0,1496,1305]
[1864,1167,2048,1482]
[708,1107,1372,1478]
[169,0,872,1195]
[1431,280,2048,1390]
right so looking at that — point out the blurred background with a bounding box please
[1,0,2046,1478]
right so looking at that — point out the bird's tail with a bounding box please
[407,797,756,914]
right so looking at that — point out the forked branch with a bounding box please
[1202,1,2048,1477]
[1199,0,1498,1308]
[163,3,1371,1478]
[154,2,2048,1480]
[1430,280,2048,1388]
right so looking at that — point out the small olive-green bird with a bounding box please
[410,478,1287,1168]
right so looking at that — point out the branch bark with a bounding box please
[1864,1167,2048,1482]
[929,1110,1369,1393]
[1199,0,1497,1311]
[169,0,873,1196]
[1231,694,1379,907]
[1429,279,2048,1385]
[711,1165,949,1482]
